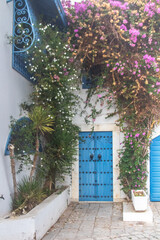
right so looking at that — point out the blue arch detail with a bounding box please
[4,117,31,156]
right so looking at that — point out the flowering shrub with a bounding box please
[25,24,80,189]
[63,0,160,196]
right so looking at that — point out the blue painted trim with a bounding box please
[150,135,160,201]
[7,0,12,3]
[4,117,30,156]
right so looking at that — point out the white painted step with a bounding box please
[123,202,153,223]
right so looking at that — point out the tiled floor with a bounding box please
[42,202,160,240]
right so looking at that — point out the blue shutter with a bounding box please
[150,135,160,201]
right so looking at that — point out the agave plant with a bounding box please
[29,106,54,181]
[12,177,47,215]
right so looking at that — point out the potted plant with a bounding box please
[131,190,148,211]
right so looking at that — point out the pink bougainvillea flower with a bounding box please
[106,64,110,67]
[139,22,143,27]
[98,94,102,98]
[142,132,146,135]
[74,2,87,14]
[135,133,140,137]
[87,9,92,14]
[144,2,156,17]
[156,68,160,72]
[156,82,160,85]
[123,19,128,24]
[130,43,135,47]
[64,72,69,76]
[143,54,156,65]
[109,0,129,10]
[148,37,152,45]
[75,33,79,38]
[74,29,79,32]
[54,74,60,80]
[120,24,127,31]
[100,36,105,40]
[142,34,146,38]
[129,28,140,43]
[69,57,74,63]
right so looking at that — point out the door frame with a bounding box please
[71,123,121,202]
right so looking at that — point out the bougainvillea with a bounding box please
[63,0,160,196]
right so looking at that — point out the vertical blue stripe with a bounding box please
[150,135,160,201]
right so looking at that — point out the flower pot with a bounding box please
[131,190,148,212]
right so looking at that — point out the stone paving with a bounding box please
[42,202,160,240]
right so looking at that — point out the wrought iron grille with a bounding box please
[12,0,35,81]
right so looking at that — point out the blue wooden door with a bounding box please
[79,132,113,201]
[150,135,160,201]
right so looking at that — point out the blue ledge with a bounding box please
[28,0,67,28]
[6,0,13,2]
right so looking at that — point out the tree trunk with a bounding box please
[8,144,18,198]
[29,132,39,181]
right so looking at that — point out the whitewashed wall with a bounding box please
[0,1,32,216]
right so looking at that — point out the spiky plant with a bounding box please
[28,106,54,180]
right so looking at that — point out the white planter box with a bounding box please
[0,187,70,240]
[131,190,147,212]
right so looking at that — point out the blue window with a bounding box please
[82,65,101,89]
[82,75,93,89]
[12,0,67,82]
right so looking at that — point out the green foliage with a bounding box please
[28,106,54,134]
[38,123,79,188]
[118,131,148,196]
[12,177,47,215]
[25,24,80,188]
[9,117,35,170]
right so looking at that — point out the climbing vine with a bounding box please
[63,0,160,196]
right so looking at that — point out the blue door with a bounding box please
[79,132,113,201]
[150,135,160,201]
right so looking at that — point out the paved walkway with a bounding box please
[42,202,160,240]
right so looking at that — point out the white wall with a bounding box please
[0,1,32,216]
